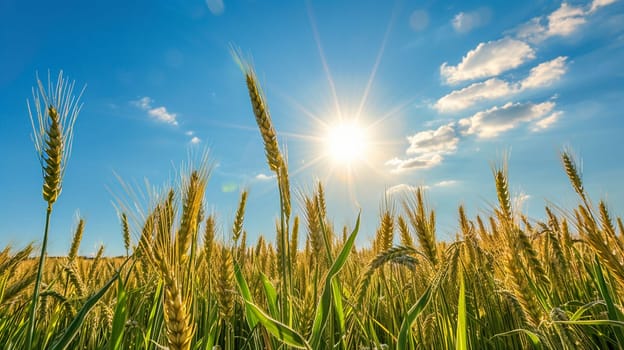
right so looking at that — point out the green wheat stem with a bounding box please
[27,204,52,349]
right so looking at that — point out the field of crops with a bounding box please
[1,63,624,349]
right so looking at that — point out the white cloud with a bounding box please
[386,154,443,173]
[186,131,194,136]
[135,96,151,109]
[452,8,491,33]
[517,1,617,43]
[548,3,587,37]
[255,173,275,181]
[406,123,459,155]
[134,97,178,126]
[515,18,545,42]
[434,180,458,187]
[148,107,178,125]
[459,101,556,138]
[435,78,513,112]
[386,180,457,196]
[531,111,563,131]
[190,136,201,144]
[206,0,225,15]
[387,123,458,173]
[440,38,535,84]
[386,184,422,196]
[590,0,617,13]
[520,56,568,90]
[409,10,429,31]
[435,56,568,113]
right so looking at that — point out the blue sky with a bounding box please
[1,0,623,256]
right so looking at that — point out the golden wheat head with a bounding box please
[28,71,84,207]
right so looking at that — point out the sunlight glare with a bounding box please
[325,121,368,165]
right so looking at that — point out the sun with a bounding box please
[324,120,369,165]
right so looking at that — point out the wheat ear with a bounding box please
[232,190,248,244]
[121,213,131,256]
[68,218,84,263]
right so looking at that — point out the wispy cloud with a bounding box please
[385,154,443,173]
[435,180,459,187]
[530,111,563,131]
[255,173,275,181]
[435,78,514,112]
[516,0,617,43]
[435,56,567,112]
[521,56,568,90]
[440,38,535,84]
[386,184,422,196]
[590,0,617,13]
[547,3,587,37]
[148,107,178,125]
[386,180,458,196]
[452,8,492,34]
[133,97,178,126]
[190,136,201,144]
[458,101,557,138]
[206,0,225,15]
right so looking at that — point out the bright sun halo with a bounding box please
[325,121,368,165]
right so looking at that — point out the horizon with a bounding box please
[1,0,624,256]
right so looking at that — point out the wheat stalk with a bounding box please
[303,193,323,263]
[68,218,85,263]
[397,216,413,248]
[26,71,84,348]
[216,245,234,320]
[403,188,438,266]
[163,276,194,350]
[121,213,131,256]
[234,56,283,173]
[290,216,299,266]
[375,209,394,253]
[178,168,208,258]
[28,71,83,207]
[232,190,248,244]
[203,214,216,262]
[561,150,585,202]
[493,167,513,226]
[65,262,86,297]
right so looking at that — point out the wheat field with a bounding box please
[1,66,623,350]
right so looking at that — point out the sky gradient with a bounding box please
[1,0,623,256]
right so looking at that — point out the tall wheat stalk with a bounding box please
[26,71,83,349]
[234,51,293,323]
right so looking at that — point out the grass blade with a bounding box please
[234,262,259,329]
[593,256,624,348]
[260,272,279,319]
[109,276,128,350]
[456,268,467,350]
[331,279,345,337]
[491,329,542,348]
[309,213,359,349]
[397,284,433,349]
[244,300,310,349]
[51,259,128,350]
